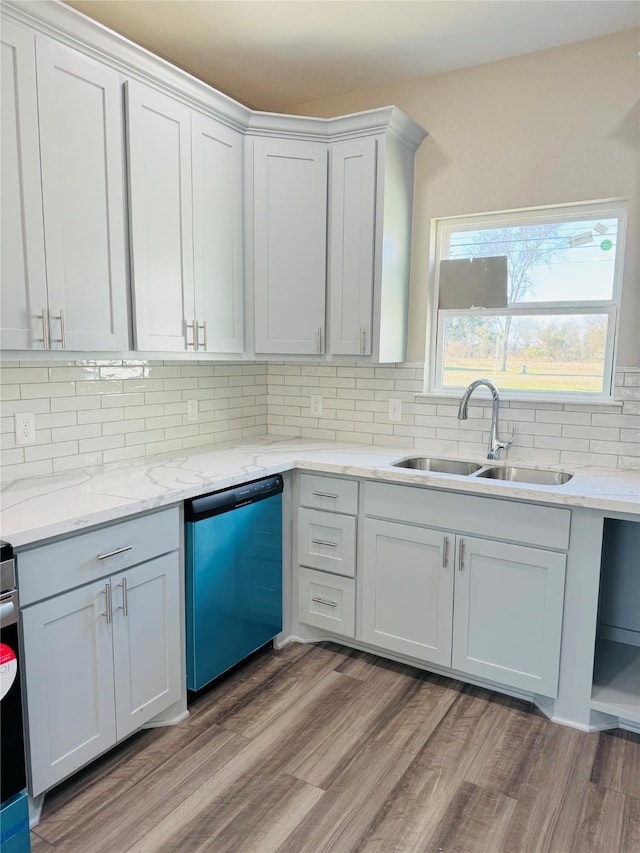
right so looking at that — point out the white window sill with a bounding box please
[415,391,624,407]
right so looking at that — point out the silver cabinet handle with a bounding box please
[316,327,324,354]
[185,320,196,350]
[104,582,112,624]
[35,308,49,348]
[312,491,338,499]
[197,321,207,351]
[312,596,337,608]
[360,327,367,354]
[117,577,128,617]
[442,536,449,568]
[97,545,132,561]
[311,538,337,548]
[51,309,66,347]
[458,539,465,572]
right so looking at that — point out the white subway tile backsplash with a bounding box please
[1,359,638,480]
[25,440,78,461]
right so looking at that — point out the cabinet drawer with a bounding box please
[298,508,356,577]
[364,482,571,550]
[17,507,180,606]
[298,566,355,638]
[298,473,358,515]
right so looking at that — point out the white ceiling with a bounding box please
[64,0,640,112]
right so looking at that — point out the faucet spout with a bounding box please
[457,378,514,461]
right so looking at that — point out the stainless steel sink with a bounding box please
[474,466,573,485]
[391,457,483,475]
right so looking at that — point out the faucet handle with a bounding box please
[500,424,516,453]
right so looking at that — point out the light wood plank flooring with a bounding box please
[31,641,640,853]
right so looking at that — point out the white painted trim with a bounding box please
[427,199,628,401]
[2,2,427,148]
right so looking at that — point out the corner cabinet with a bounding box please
[18,508,182,797]
[250,109,427,360]
[1,24,128,351]
[126,81,244,354]
[251,136,328,355]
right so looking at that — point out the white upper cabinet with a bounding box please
[191,114,244,353]
[252,137,328,355]
[126,81,195,352]
[328,124,424,362]
[1,22,48,350]
[127,82,244,353]
[250,111,425,361]
[328,137,376,357]
[1,28,127,351]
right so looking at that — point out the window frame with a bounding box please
[426,199,628,403]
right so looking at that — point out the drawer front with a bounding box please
[298,566,355,638]
[364,481,571,550]
[17,507,180,606]
[298,473,358,515]
[298,508,356,577]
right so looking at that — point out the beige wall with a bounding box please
[292,29,640,366]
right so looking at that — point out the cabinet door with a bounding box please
[328,137,376,356]
[1,22,48,349]
[21,580,116,796]
[361,519,453,665]
[126,81,194,351]
[253,137,327,354]
[36,37,127,351]
[192,113,244,353]
[452,536,566,697]
[112,554,182,740]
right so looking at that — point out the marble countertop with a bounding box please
[1,437,638,548]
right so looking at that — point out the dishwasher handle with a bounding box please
[185,474,283,521]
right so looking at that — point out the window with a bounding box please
[428,200,627,400]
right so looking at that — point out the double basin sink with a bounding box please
[391,456,573,486]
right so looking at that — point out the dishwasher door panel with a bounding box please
[185,493,282,691]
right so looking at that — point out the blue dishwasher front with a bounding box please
[185,475,283,691]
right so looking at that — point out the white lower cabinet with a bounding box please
[296,475,358,638]
[298,566,356,638]
[357,485,568,699]
[451,536,566,696]
[361,519,453,666]
[21,579,117,794]
[19,510,181,796]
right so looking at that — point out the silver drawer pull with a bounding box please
[197,321,207,351]
[312,491,338,499]
[458,539,465,572]
[104,582,112,624]
[185,320,196,350]
[312,596,337,608]
[311,539,338,548]
[116,577,128,617]
[51,309,66,347]
[97,546,132,561]
[442,536,449,569]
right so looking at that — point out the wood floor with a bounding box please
[31,641,640,853]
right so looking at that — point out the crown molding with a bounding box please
[1,0,427,148]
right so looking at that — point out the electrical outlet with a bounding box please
[310,395,323,417]
[388,399,403,423]
[15,412,36,445]
[186,399,198,422]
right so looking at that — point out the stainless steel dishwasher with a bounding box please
[184,475,283,691]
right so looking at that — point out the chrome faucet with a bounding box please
[458,379,514,461]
